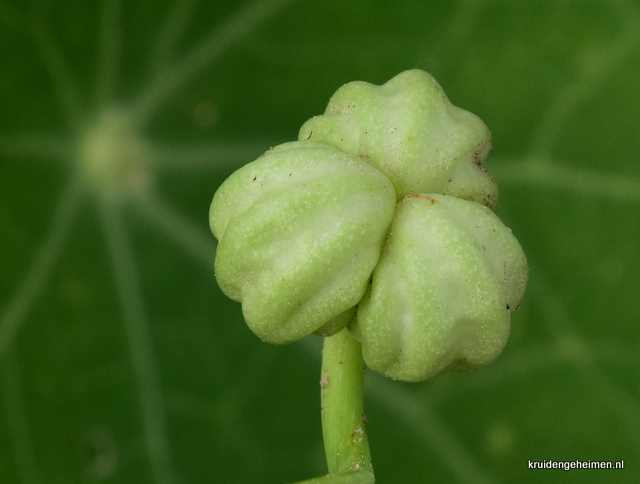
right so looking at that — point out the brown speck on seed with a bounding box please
[473,149,484,168]
[403,193,439,204]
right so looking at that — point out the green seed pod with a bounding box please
[210,70,528,384]
[299,69,498,206]
[210,141,397,344]
[352,193,528,382]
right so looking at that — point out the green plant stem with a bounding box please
[295,469,373,484]
[321,327,373,478]
[292,328,374,484]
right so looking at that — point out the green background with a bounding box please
[1,0,639,483]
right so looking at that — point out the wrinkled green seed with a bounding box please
[210,70,528,381]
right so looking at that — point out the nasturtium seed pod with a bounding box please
[299,69,498,207]
[351,193,528,382]
[210,141,397,344]
[210,70,528,383]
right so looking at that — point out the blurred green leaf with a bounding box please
[1,0,639,483]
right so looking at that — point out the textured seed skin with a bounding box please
[210,70,528,381]
[352,194,527,382]
[210,141,397,344]
[299,69,498,207]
